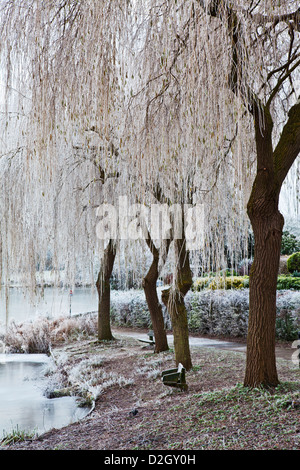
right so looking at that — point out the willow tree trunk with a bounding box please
[245,195,283,387]
[143,276,169,353]
[143,253,169,353]
[162,287,192,370]
[96,240,116,341]
[162,236,193,371]
[244,101,300,388]
[143,236,169,353]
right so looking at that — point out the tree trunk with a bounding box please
[143,269,169,353]
[96,240,116,341]
[143,236,169,353]
[243,98,300,388]
[243,104,283,388]
[162,236,193,371]
[162,287,192,370]
[244,200,284,387]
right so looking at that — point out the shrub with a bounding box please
[281,231,300,255]
[276,312,298,342]
[3,319,52,354]
[194,274,300,291]
[3,315,98,353]
[110,288,300,341]
[3,289,300,348]
[51,315,97,342]
[276,291,300,340]
[193,276,249,291]
[110,290,153,328]
[186,289,300,340]
[185,290,249,337]
[277,275,300,290]
[287,252,300,274]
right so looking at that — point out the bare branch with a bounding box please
[274,99,300,186]
[266,58,300,107]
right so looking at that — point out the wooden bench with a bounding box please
[138,330,155,345]
[162,363,188,391]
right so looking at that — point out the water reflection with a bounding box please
[0,354,90,437]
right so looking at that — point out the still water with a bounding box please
[0,287,96,437]
[0,286,98,327]
[0,354,91,437]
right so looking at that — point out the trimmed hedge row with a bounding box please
[277,275,300,290]
[110,288,300,341]
[193,276,249,291]
[193,275,300,291]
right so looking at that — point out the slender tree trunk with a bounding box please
[143,265,169,353]
[96,240,116,341]
[143,236,169,352]
[162,286,191,369]
[162,235,193,371]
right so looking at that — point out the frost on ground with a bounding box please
[2,330,300,451]
[65,355,134,402]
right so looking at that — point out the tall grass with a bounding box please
[1,314,98,354]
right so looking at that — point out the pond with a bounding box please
[0,286,98,328]
[0,353,91,438]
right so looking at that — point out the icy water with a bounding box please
[0,286,98,327]
[0,288,95,437]
[0,353,91,438]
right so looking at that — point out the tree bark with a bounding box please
[162,235,193,371]
[96,240,116,341]
[142,236,169,352]
[143,267,169,353]
[244,101,300,387]
[245,199,283,387]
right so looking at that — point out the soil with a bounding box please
[1,328,300,451]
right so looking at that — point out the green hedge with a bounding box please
[281,231,300,255]
[193,275,300,291]
[193,276,249,291]
[287,252,300,274]
[277,275,300,290]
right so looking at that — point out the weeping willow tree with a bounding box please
[199,0,300,388]
[0,0,174,348]
[125,1,255,369]
[0,1,299,386]
[0,1,130,341]
[68,130,121,341]
[126,0,300,384]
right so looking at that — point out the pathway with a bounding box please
[113,328,298,364]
